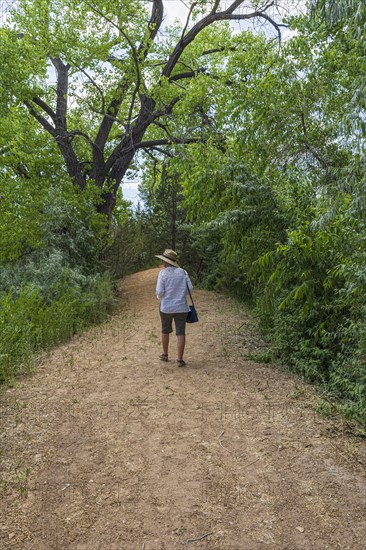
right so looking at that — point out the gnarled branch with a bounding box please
[24,101,56,136]
[31,97,56,121]
[136,136,206,150]
[161,0,281,79]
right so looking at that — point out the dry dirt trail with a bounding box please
[1,268,365,550]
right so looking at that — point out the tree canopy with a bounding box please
[1,0,285,218]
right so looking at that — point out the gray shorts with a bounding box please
[160,311,187,336]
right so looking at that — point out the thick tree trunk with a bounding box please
[97,96,157,218]
[97,155,134,218]
[57,138,87,190]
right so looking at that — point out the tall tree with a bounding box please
[1,0,283,219]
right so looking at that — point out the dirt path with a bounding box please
[1,268,365,550]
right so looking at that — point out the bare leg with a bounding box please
[162,333,169,356]
[177,335,185,362]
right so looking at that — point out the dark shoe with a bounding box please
[177,360,186,367]
[160,353,168,362]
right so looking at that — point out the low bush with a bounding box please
[0,272,116,383]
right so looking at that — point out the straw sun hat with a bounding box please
[155,249,179,267]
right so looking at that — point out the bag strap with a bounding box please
[186,280,195,307]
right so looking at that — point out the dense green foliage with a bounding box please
[0,166,116,381]
[137,11,366,427]
[0,273,115,382]
[0,105,116,381]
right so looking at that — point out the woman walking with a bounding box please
[155,249,193,367]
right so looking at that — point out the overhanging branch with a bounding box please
[136,137,206,150]
[169,68,207,82]
[200,46,238,56]
[161,0,282,79]
[31,97,56,121]
[86,1,145,152]
[142,0,164,52]
[24,101,56,136]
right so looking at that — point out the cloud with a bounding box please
[164,0,189,26]
[123,180,139,191]
[122,180,140,205]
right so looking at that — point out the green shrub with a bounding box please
[251,209,366,428]
[0,272,116,383]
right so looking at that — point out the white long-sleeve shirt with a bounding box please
[156,266,193,313]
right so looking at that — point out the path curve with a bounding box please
[1,268,365,549]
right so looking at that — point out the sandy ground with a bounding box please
[0,267,365,550]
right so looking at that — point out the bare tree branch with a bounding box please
[31,97,56,121]
[169,67,238,87]
[85,2,145,152]
[24,101,56,136]
[200,45,238,56]
[144,148,160,164]
[68,130,103,155]
[180,1,197,40]
[149,146,175,158]
[161,0,281,79]
[26,97,86,188]
[169,68,207,81]
[136,136,206,150]
[105,95,157,173]
[152,119,176,138]
[142,0,164,51]
[153,96,182,118]
[50,57,69,129]
[211,0,221,14]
